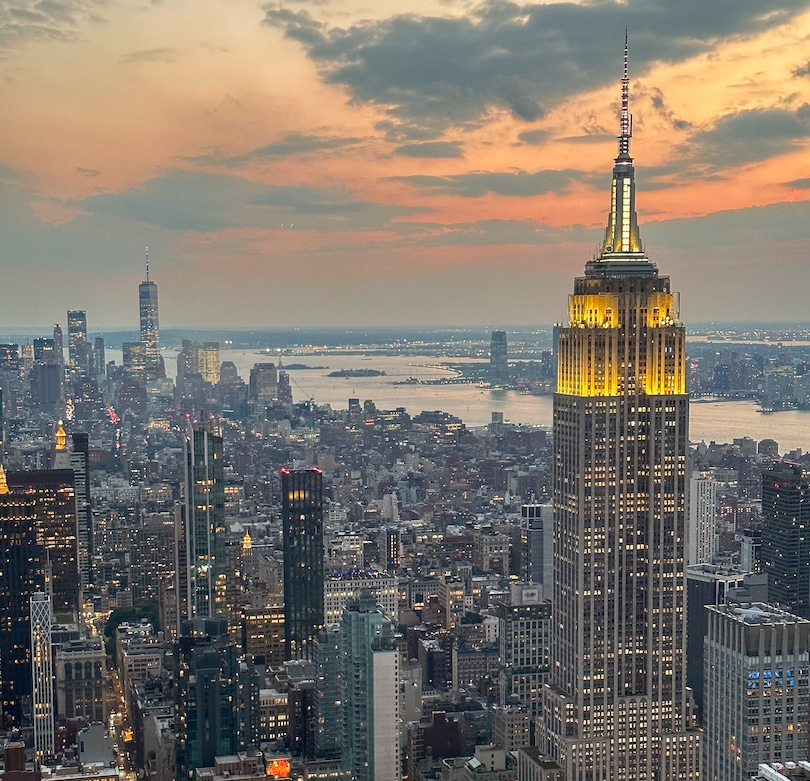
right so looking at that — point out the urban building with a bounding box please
[323,570,398,626]
[7,468,78,617]
[490,331,508,383]
[340,592,399,781]
[249,363,278,402]
[761,462,810,619]
[67,309,89,373]
[54,637,106,722]
[174,618,244,781]
[31,591,54,759]
[0,466,46,727]
[688,470,718,566]
[538,45,700,780]
[281,467,324,660]
[703,603,810,781]
[519,503,552,597]
[139,249,164,380]
[183,422,226,619]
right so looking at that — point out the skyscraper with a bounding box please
[490,330,508,383]
[760,461,810,618]
[688,470,719,566]
[139,247,164,380]
[703,603,810,781]
[539,43,699,780]
[281,466,324,660]
[0,467,46,727]
[31,591,54,759]
[67,309,89,373]
[183,421,226,620]
[340,592,400,781]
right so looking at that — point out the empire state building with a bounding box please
[538,44,701,781]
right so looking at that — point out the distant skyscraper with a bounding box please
[94,336,106,376]
[0,467,46,727]
[703,603,810,781]
[174,617,242,780]
[340,592,400,781]
[249,363,278,402]
[688,470,718,566]
[31,591,54,759]
[53,323,64,368]
[490,330,508,382]
[183,422,226,619]
[7,467,79,617]
[200,342,220,384]
[761,461,810,618]
[281,466,324,660]
[539,42,699,780]
[139,247,164,380]
[67,309,89,373]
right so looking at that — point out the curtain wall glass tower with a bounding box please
[539,42,700,781]
[139,247,164,380]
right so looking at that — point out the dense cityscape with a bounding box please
[3,30,810,781]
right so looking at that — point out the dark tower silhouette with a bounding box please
[490,330,508,382]
[281,467,324,660]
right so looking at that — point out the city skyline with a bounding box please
[1,2,810,328]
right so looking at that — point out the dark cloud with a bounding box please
[387,168,587,198]
[0,0,106,49]
[785,177,810,188]
[262,0,807,140]
[517,129,547,146]
[646,87,691,131]
[119,47,176,63]
[187,133,364,168]
[393,141,463,159]
[793,61,810,78]
[557,134,614,145]
[684,105,810,167]
[75,167,100,177]
[71,169,421,232]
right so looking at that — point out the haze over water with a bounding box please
[129,349,810,455]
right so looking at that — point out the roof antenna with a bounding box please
[145,246,150,282]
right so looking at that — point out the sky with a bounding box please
[1,0,810,331]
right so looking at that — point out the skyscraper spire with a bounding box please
[145,246,150,282]
[599,32,643,259]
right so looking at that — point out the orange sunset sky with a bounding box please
[1,0,810,330]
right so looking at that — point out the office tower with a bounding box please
[67,309,89,372]
[139,248,164,380]
[183,422,226,619]
[241,603,285,665]
[31,592,54,759]
[281,467,325,660]
[94,336,105,376]
[175,618,242,781]
[0,467,46,727]
[490,330,508,382]
[53,323,64,367]
[539,43,699,780]
[313,625,342,761]
[277,371,293,405]
[380,526,400,572]
[340,592,400,781]
[498,599,551,726]
[33,337,55,362]
[63,432,92,594]
[30,362,61,410]
[249,363,278,402]
[324,570,398,625]
[761,462,810,619]
[520,502,553,597]
[703,603,810,781]
[201,342,220,384]
[685,564,748,722]
[7,469,79,617]
[688,470,718,566]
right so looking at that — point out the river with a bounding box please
[114,348,810,454]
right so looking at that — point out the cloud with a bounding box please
[518,129,547,146]
[0,0,106,50]
[262,0,808,140]
[70,169,421,232]
[75,166,100,177]
[684,105,810,167]
[793,61,810,78]
[187,133,364,168]
[786,177,810,188]
[409,218,589,247]
[393,141,463,159]
[388,168,587,198]
[119,47,176,63]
